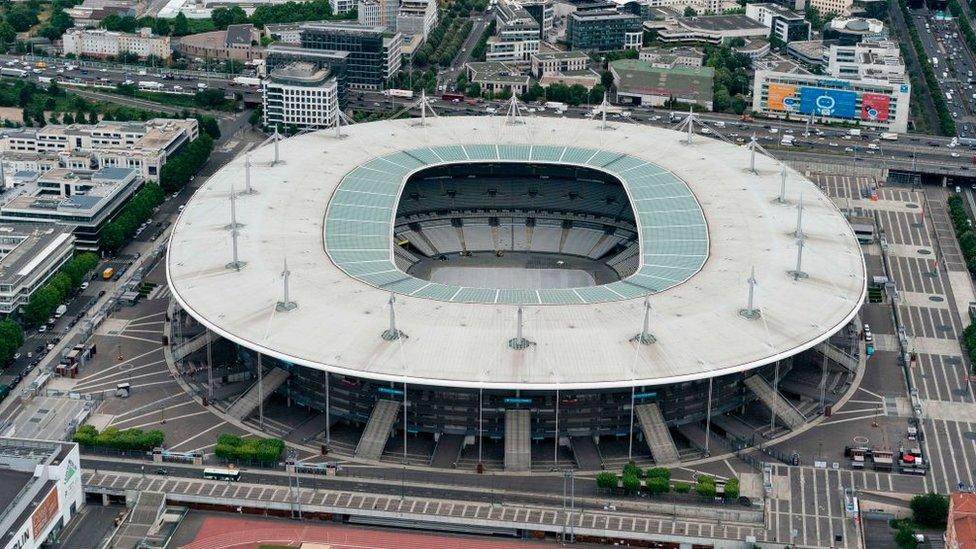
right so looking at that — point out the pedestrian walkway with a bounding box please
[355,399,400,460]
[634,403,680,465]
[504,409,531,472]
[225,366,289,421]
[743,374,806,430]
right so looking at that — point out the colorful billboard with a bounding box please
[861,93,891,122]
[797,87,858,119]
[767,83,799,112]
[31,487,59,539]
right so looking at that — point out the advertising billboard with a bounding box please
[31,487,59,539]
[767,83,799,112]
[861,93,890,122]
[797,87,858,119]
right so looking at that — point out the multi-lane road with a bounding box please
[5,52,976,178]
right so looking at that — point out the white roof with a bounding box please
[166,116,866,390]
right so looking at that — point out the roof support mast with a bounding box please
[738,266,760,319]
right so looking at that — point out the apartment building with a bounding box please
[62,27,171,59]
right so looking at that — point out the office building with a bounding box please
[647,13,768,44]
[826,39,904,81]
[567,8,642,50]
[0,167,142,249]
[265,44,349,106]
[0,224,75,315]
[0,119,199,182]
[487,0,542,62]
[63,0,136,28]
[329,0,358,15]
[824,17,886,45]
[638,46,704,68]
[397,0,438,40]
[751,68,910,133]
[300,22,402,89]
[519,0,554,38]
[262,62,339,130]
[359,0,400,31]
[786,39,829,65]
[807,0,853,16]
[745,3,810,43]
[61,27,171,60]
[611,59,714,108]
[530,50,590,76]
[0,438,84,549]
[464,61,531,94]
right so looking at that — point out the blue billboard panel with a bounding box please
[797,87,858,119]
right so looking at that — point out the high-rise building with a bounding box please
[517,0,554,39]
[397,0,439,40]
[567,8,642,51]
[359,0,400,31]
[263,62,340,131]
[487,0,541,62]
[329,0,358,16]
[745,3,811,43]
[300,22,402,89]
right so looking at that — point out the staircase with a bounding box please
[355,399,400,460]
[504,409,531,472]
[743,375,806,430]
[634,403,680,465]
[225,367,290,421]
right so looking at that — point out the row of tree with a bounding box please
[595,464,740,499]
[520,82,607,106]
[100,183,165,252]
[214,433,284,463]
[414,17,472,69]
[73,424,165,451]
[23,252,99,326]
[897,0,956,135]
[704,44,751,115]
[0,320,24,368]
[471,19,496,62]
[159,134,215,194]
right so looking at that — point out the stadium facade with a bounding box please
[167,116,866,469]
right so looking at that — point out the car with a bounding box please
[100,68,107,73]
[26,352,32,359]
[37,325,46,333]
[46,343,54,351]
[845,147,854,152]
[154,468,169,475]
[80,282,89,290]
[13,353,21,360]
[829,142,839,147]
[953,152,961,157]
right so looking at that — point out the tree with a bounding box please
[596,471,618,490]
[910,493,949,528]
[0,21,15,45]
[723,477,740,499]
[0,320,24,366]
[894,523,918,549]
[683,6,697,16]
[621,474,640,493]
[212,6,248,29]
[173,12,191,36]
[88,111,99,124]
[673,482,691,494]
[622,461,642,478]
[646,467,670,480]
[646,477,670,494]
[695,475,717,498]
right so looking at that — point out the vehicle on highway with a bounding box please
[0,67,27,78]
[203,467,241,481]
[154,468,169,475]
[102,267,115,280]
[880,132,898,141]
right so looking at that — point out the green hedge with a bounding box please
[73,424,164,451]
[23,252,99,326]
[159,134,214,194]
[214,433,284,463]
[100,183,165,252]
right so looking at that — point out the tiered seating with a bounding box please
[530,223,562,253]
[462,221,494,251]
[561,227,604,256]
[493,222,513,251]
[421,223,463,254]
[396,229,436,256]
[394,246,420,271]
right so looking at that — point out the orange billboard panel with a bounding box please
[768,83,798,112]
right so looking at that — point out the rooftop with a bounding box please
[610,59,715,101]
[0,223,75,286]
[678,14,767,32]
[167,116,865,390]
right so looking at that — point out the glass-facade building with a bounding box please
[300,22,402,89]
[567,9,642,51]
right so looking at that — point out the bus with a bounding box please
[203,467,241,481]
[0,67,27,78]
[442,92,464,102]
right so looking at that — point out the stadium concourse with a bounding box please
[165,115,866,472]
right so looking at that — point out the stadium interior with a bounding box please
[393,163,641,288]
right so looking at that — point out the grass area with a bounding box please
[102,85,238,112]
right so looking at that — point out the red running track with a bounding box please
[182,516,545,549]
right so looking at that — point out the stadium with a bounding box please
[166,115,866,471]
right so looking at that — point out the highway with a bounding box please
[4,52,976,178]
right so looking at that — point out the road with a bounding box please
[913,8,976,137]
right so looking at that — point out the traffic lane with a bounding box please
[81,457,625,511]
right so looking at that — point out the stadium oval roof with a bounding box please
[166,116,866,390]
